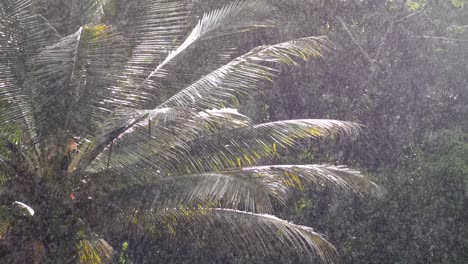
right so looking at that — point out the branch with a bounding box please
[421,35,468,43]
[337,16,373,64]
[33,14,62,38]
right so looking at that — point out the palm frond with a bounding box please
[0,63,36,143]
[158,36,331,109]
[64,24,131,138]
[0,0,61,52]
[144,0,276,82]
[104,173,274,213]
[13,0,275,148]
[107,0,191,92]
[223,164,382,198]
[98,0,276,118]
[83,0,112,24]
[1,2,380,263]
[97,164,379,215]
[121,119,360,175]
[76,238,114,264]
[63,0,192,138]
[0,0,61,145]
[28,28,83,141]
[107,208,339,263]
[87,108,252,173]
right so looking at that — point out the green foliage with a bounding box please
[118,242,130,264]
[421,129,468,195]
[407,0,426,11]
[250,1,468,263]
[452,0,467,8]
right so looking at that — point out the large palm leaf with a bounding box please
[0,0,381,263]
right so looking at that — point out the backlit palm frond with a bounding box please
[147,119,361,175]
[73,107,198,173]
[0,63,36,143]
[105,0,192,98]
[107,208,339,263]
[0,0,61,52]
[56,0,284,159]
[102,172,274,214]
[144,0,276,81]
[226,165,382,197]
[65,24,133,138]
[99,164,379,215]
[27,28,83,141]
[159,36,331,109]
[83,108,251,173]
[0,0,61,145]
[66,7,243,140]
[83,0,112,24]
[83,0,254,121]
[108,0,277,114]
[76,238,114,264]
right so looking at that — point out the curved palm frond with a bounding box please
[103,173,274,213]
[106,208,339,264]
[95,0,276,117]
[0,0,61,146]
[0,62,36,145]
[76,238,114,264]
[87,108,252,173]
[119,119,361,175]
[227,164,382,197]
[96,164,379,215]
[28,28,83,141]
[101,0,193,106]
[158,36,331,109]
[0,0,61,51]
[83,0,112,24]
[84,37,328,173]
[70,0,276,140]
[143,0,276,82]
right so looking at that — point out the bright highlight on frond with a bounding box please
[14,201,34,216]
[77,239,114,264]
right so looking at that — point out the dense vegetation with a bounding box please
[1,0,467,263]
[252,1,468,263]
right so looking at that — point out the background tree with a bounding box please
[240,0,468,263]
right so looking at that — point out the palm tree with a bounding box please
[0,0,380,263]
